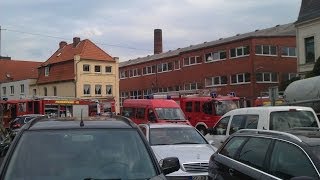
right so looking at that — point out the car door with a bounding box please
[208,116,231,148]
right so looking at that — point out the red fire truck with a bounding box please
[152,91,242,135]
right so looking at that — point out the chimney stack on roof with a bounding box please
[154,29,163,54]
[59,41,67,49]
[73,37,81,47]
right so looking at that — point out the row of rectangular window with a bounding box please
[2,85,25,95]
[41,87,57,96]
[83,65,112,73]
[83,85,113,95]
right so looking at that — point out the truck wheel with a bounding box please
[197,126,207,136]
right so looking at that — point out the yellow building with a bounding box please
[30,37,120,113]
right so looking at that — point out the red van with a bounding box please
[121,99,189,125]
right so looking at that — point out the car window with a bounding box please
[270,110,318,131]
[185,102,192,112]
[269,140,318,179]
[122,107,136,118]
[215,116,230,135]
[136,108,145,119]
[230,115,259,134]
[237,137,271,170]
[139,126,147,136]
[219,136,247,158]
[4,129,157,180]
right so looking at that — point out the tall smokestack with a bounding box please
[154,29,163,54]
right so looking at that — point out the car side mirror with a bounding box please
[208,140,215,146]
[160,157,180,175]
[290,176,315,180]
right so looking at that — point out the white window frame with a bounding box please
[83,84,91,95]
[44,66,50,76]
[255,45,277,56]
[143,65,156,75]
[120,70,127,79]
[157,62,173,73]
[205,50,227,63]
[281,47,297,57]
[183,56,202,66]
[256,72,278,83]
[230,46,250,59]
[174,60,181,70]
[2,87,6,96]
[10,86,14,95]
[120,92,129,107]
[20,84,25,94]
[130,68,140,78]
[106,85,112,95]
[94,65,101,73]
[105,66,112,73]
[205,76,228,87]
[184,82,199,90]
[95,85,102,95]
[230,73,251,85]
[83,64,90,72]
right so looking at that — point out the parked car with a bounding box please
[206,106,320,148]
[0,116,180,179]
[138,123,216,179]
[10,114,45,129]
[209,128,320,179]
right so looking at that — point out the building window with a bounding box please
[143,89,152,99]
[10,86,14,95]
[95,85,102,95]
[255,45,277,56]
[105,66,112,73]
[106,85,112,95]
[283,73,297,82]
[143,65,156,75]
[205,76,228,87]
[33,89,36,96]
[94,65,101,73]
[130,90,142,99]
[230,73,251,84]
[120,70,128,79]
[83,84,90,95]
[281,47,296,57]
[183,56,202,66]
[205,50,227,62]
[83,64,90,72]
[230,46,250,58]
[129,68,141,77]
[20,84,25,94]
[157,62,173,73]
[44,87,47,96]
[305,36,315,63]
[256,72,278,83]
[2,87,6,95]
[174,60,180,70]
[184,82,199,90]
[120,92,129,107]
[45,66,50,76]
[53,86,57,96]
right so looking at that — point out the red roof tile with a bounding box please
[42,39,114,66]
[0,60,42,83]
[37,61,74,84]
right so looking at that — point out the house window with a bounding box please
[95,85,102,95]
[120,92,129,107]
[184,82,198,90]
[256,72,278,83]
[130,90,142,99]
[20,84,25,94]
[129,68,141,77]
[143,89,152,99]
[305,36,315,63]
[2,87,6,95]
[106,85,112,95]
[281,47,296,57]
[120,70,128,79]
[44,87,47,96]
[174,60,180,70]
[255,45,277,56]
[53,86,57,96]
[283,73,297,81]
[157,62,173,73]
[183,56,202,66]
[143,65,156,75]
[230,46,250,58]
[33,89,36,96]
[205,76,228,87]
[105,66,112,73]
[83,84,90,95]
[230,73,251,84]
[10,86,14,95]
[45,66,50,76]
[94,65,101,73]
[205,50,227,62]
[83,64,90,72]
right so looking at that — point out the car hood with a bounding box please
[151,144,215,163]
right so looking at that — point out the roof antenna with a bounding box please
[80,109,84,127]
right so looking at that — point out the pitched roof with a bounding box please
[296,0,320,24]
[42,39,114,66]
[120,23,295,67]
[0,59,42,83]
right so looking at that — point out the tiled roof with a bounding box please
[296,0,320,24]
[120,23,295,67]
[42,39,114,66]
[37,61,74,85]
[0,60,42,83]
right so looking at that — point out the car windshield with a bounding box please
[4,129,157,180]
[215,100,239,116]
[270,110,318,131]
[154,108,185,120]
[150,127,207,145]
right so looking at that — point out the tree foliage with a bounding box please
[306,56,320,78]
[279,76,301,91]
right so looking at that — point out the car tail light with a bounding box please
[13,124,21,128]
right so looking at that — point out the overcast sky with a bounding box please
[0,0,301,62]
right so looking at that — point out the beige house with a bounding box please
[30,37,120,113]
[295,0,320,76]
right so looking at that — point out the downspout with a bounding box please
[74,55,81,98]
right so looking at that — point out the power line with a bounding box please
[4,28,152,51]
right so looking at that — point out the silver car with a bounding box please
[139,123,217,180]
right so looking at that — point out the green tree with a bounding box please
[306,56,320,78]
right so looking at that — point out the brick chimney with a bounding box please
[73,37,81,47]
[154,29,163,54]
[59,41,67,49]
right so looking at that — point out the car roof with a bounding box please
[25,117,134,130]
[147,123,194,128]
[224,106,314,115]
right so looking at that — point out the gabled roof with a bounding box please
[120,23,295,68]
[0,59,42,83]
[296,0,320,25]
[42,39,114,66]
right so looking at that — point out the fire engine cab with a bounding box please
[152,91,242,135]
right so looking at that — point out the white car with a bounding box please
[138,123,217,180]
